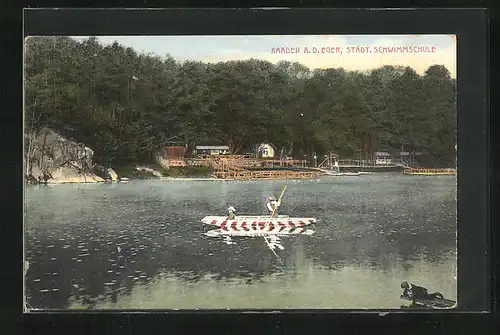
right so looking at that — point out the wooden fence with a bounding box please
[214,169,320,180]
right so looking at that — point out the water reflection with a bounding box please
[24,174,457,309]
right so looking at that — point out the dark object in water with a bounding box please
[401,281,444,300]
[400,295,456,309]
[400,281,455,309]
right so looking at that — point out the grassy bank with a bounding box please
[113,165,158,179]
[162,166,214,178]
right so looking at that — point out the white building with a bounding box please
[374,151,392,165]
[195,145,230,155]
[257,143,277,158]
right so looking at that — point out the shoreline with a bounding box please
[25,171,456,186]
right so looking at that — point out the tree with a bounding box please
[24,36,457,168]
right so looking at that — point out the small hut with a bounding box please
[164,136,187,167]
[257,143,277,159]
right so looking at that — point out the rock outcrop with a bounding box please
[25,128,104,184]
[94,165,119,181]
[105,168,119,181]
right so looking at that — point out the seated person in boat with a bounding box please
[401,281,444,300]
[266,196,281,218]
[227,206,236,220]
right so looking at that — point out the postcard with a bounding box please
[23,34,457,310]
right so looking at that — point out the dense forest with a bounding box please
[24,36,457,168]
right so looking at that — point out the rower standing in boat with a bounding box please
[266,196,281,218]
[401,281,444,300]
[227,206,236,220]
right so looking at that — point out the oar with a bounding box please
[263,232,282,264]
[267,185,287,225]
[262,185,287,264]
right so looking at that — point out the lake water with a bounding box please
[24,174,457,310]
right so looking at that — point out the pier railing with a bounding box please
[319,158,418,168]
[214,169,320,180]
[403,167,456,175]
[186,156,309,169]
[211,157,319,180]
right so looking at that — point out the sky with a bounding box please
[72,35,456,77]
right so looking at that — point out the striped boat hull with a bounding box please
[201,216,317,229]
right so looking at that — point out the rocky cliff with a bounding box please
[25,128,105,184]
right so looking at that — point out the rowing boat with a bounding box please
[201,215,317,229]
[400,295,456,309]
[201,186,317,255]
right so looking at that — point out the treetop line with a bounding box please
[24,36,456,168]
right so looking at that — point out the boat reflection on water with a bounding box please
[204,227,315,251]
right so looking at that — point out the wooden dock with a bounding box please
[213,157,319,180]
[214,169,320,180]
[403,167,456,175]
[186,156,308,168]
